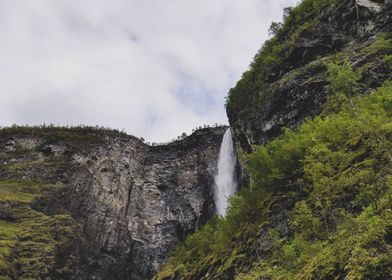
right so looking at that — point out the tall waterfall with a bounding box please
[214,128,237,216]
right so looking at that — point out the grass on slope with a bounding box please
[0,180,82,280]
[0,125,134,149]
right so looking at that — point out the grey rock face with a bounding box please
[0,127,226,279]
[227,0,392,152]
[356,0,382,13]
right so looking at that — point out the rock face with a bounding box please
[0,127,226,279]
[227,0,392,152]
[357,0,382,12]
[154,1,392,279]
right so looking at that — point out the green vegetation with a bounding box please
[326,60,361,95]
[0,125,132,148]
[322,59,362,114]
[157,63,392,278]
[0,179,82,279]
[363,33,392,55]
[384,55,392,69]
[226,0,336,119]
[1,1,390,278]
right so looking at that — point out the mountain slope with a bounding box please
[0,126,226,279]
[156,0,392,279]
[227,0,391,150]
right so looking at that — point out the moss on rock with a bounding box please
[0,180,83,279]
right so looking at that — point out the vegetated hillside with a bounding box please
[0,126,110,279]
[156,0,392,279]
[0,126,227,279]
[0,180,82,279]
[227,0,391,151]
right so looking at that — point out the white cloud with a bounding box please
[0,0,297,142]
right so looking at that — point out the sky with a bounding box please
[0,0,297,143]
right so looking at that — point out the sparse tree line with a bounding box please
[145,123,227,146]
[0,123,227,147]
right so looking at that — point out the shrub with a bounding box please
[364,33,392,55]
[326,60,361,96]
[157,80,392,280]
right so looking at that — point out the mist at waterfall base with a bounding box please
[214,129,238,216]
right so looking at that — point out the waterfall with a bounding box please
[214,128,237,216]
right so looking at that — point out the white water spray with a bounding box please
[214,128,237,216]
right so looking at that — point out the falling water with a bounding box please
[214,128,237,216]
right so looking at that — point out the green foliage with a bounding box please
[248,128,305,190]
[290,201,323,240]
[384,55,392,70]
[275,0,335,38]
[363,33,392,55]
[0,180,82,279]
[226,0,336,119]
[0,124,134,148]
[322,91,351,114]
[326,60,361,95]
[268,22,283,36]
[158,2,391,279]
[157,79,392,279]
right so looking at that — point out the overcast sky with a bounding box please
[0,0,297,142]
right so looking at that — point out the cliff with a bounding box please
[227,0,392,151]
[0,126,226,279]
[156,0,392,279]
[2,0,392,279]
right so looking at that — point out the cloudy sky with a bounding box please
[0,0,297,142]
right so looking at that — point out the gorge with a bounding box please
[1,0,392,279]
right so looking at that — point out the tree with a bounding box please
[326,60,360,95]
[326,60,361,114]
[283,7,293,20]
[268,21,283,36]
